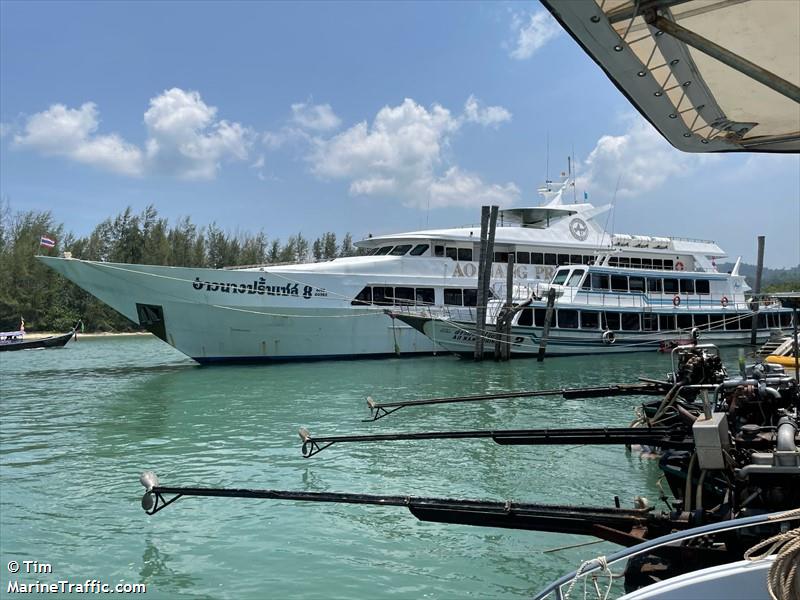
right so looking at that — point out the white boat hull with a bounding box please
[400,315,781,357]
[40,257,438,362]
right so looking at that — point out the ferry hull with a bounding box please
[39,257,437,362]
[398,314,782,357]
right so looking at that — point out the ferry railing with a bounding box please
[532,508,800,600]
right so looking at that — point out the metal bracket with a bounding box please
[142,491,183,516]
[299,428,335,458]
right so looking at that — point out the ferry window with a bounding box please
[376,246,393,255]
[725,315,740,330]
[710,315,726,330]
[415,288,435,305]
[580,311,600,329]
[630,257,642,268]
[372,286,391,305]
[570,254,582,264]
[534,308,547,326]
[494,251,509,263]
[647,278,662,293]
[410,244,429,256]
[518,308,533,327]
[663,259,674,269]
[693,314,710,330]
[434,245,445,257]
[629,277,645,293]
[567,269,585,287]
[351,286,372,305]
[740,315,752,330]
[516,251,530,264]
[533,252,544,264]
[641,258,652,268]
[695,280,710,294]
[642,314,658,331]
[463,289,477,307]
[781,313,792,327]
[611,275,628,292]
[544,253,557,265]
[653,259,663,270]
[445,247,458,261]
[621,313,640,331]
[552,269,570,285]
[619,257,630,268]
[609,257,619,267]
[663,278,678,294]
[677,314,693,329]
[557,254,570,265]
[603,312,621,330]
[389,244,412,256]
[680,279,695,294]
[558,309,579,329]
[659,314,675,331]
[584,255,594,265]
[444,288,463,306]
[592,273,610,291]
[458,248,473,261]
[394,287,414,303]
[582,275,592,290]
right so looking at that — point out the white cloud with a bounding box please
[13,103,144,176]
[0,122,13,138]
[308,97,518,209]
[577,115,717,198]
[429,167,520,208]
[291,101,341,132]
[13,88,251,179]
[463,95,511,127]
[143,88,251,179]
[510,9,562,60]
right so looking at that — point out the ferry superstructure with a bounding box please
[39,179,731,363]
[393,258,794,357]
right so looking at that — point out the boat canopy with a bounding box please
[543,0,800,153]
[497,207,578,228]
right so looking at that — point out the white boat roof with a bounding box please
[543,0,800,152]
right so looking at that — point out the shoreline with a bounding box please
[22,331,153,340]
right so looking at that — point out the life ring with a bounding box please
[602,330,616,345]
[675,261,685,271]
[672,295,681,307]
[720,296,729,308]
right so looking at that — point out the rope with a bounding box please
[744,524,800,600]
[561,555,617,600]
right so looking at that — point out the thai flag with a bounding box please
[40,236,56,248]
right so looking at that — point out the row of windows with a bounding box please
[518,309,792,331]
[581,273,712,295]
[608,257,675,270]
[351,286,493,307]
[368,243,673,270]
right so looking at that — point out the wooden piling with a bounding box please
[475,206,498,361]
[750,235,765,345]
[537,288,557,362]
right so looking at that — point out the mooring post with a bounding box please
[750,235,765,345]
[475,206,498,361]
[502,254,515,360]
[475,207,490,360]
[537,288,557,362]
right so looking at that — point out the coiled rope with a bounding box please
[744,508,800,600]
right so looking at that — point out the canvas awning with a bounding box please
[542,0,800,152]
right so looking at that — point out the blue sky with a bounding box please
[1,1,798,267]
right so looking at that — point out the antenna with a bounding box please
[571,144,577,203]
[545,132,550,182]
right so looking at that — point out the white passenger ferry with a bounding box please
[393,258,794,356]
[39,179,734,363]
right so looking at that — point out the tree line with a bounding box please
[0,203,366,332]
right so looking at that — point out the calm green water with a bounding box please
[0,337,742,599]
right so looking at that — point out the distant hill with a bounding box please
[717,262,800,292]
